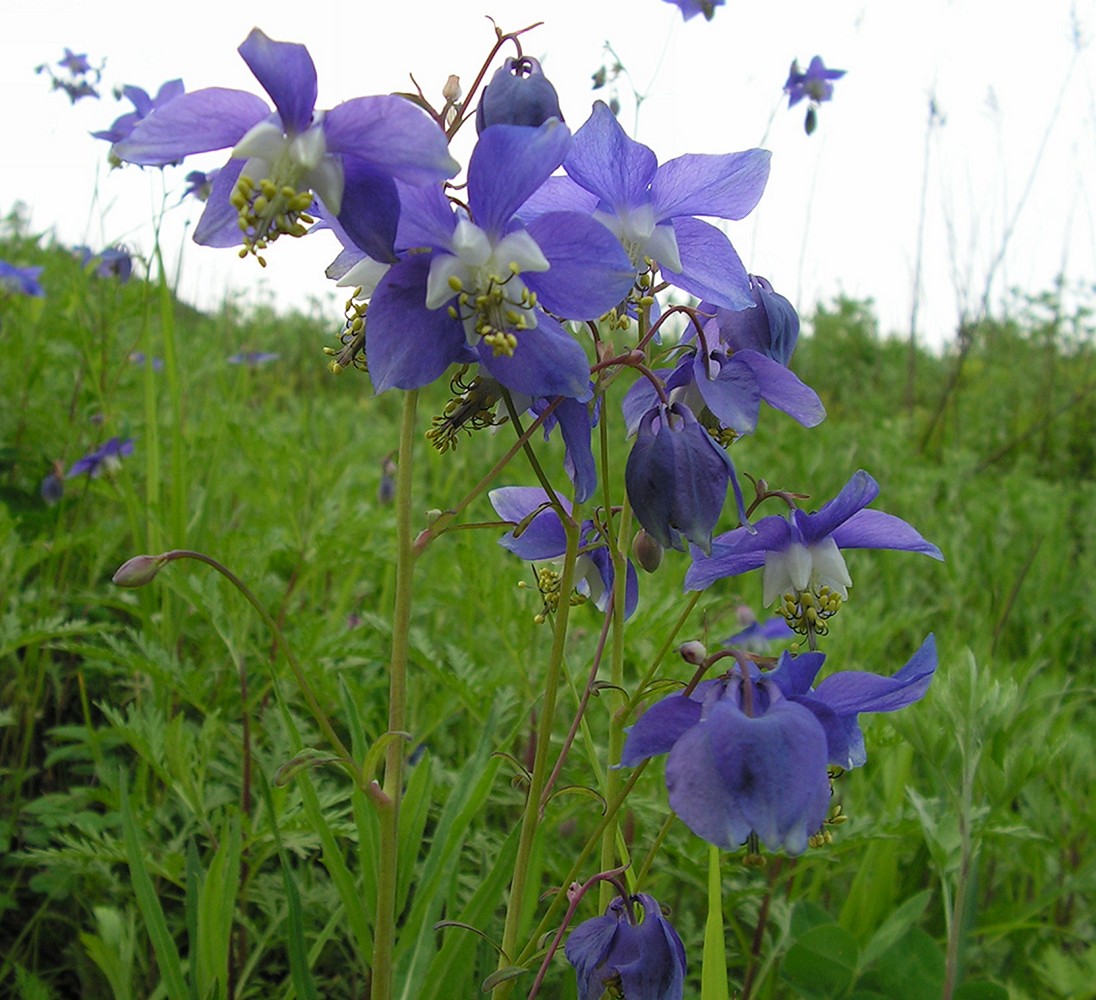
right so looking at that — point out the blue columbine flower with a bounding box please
[565,892,686,1000]
[784,56,846,108]
[75,246,133,282]
[228,351,280,366]
[0,260,46,297]
[619,636,937,854]
[701,274,801,367]
[519,101,770,310]
[363,119,634,400]
[181,168,219,203]
[113,28,458,262]
[490,486,639,620]
[662,0,725,20]
[624,401,748,555]
[723,605,795,652]
[66,437,134,479]
[476,56,563,131]
[685,470,943,634]
[92,80,185,147]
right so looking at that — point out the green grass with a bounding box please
[1,211,1093,999]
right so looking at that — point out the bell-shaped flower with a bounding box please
[685,470,943,620]
[621,663,830,854]
[624,402,747,554]
[565,892,686,1000]
[520,101,770,310]
[113,28,458,262]
[364,120,634,400]
[489,486,638,619]
[700,274,801,366]
[476,56,563,131]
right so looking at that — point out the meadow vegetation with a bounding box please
[1,212,1094,998]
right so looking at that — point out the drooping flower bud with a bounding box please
[475,56,563,132]
[632,528,664,573]
[112,553,169,588]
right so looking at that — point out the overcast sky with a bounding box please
[4,0,1095,349]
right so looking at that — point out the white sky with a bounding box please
[4,0,1096,349]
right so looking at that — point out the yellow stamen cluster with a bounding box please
[446,271,537,357]
[231,175,314,267]
[700,409,739,448]
[808,802,849,849]
[323,291,368,374]
[425,369,501,453]
[518,567,587,624]
[776,585,842,637]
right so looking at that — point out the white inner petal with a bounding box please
[232,120,287,162]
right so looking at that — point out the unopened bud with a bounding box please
[442,74,462,104]
[632,529,664,573]
[425,508,443,524]
[678,640,708,666]
[112,553,169,588]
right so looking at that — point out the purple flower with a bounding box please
[228,351,280,366]
[363,120,634,399]
[565,892,686,1000]
[662,0,725,20]
[66,437,134,479]
[701,274,801,367]
[113,28,458,261]
[489,486,639,620]
[76,246,133,282]
[624,401,747,555]
[476,56,563,131]
[181,168,219,202]
[128,352,164,370]
[0,260,45,297]
[520,101,770,310]
[784,56,846,108]
[685,471,943,633]
[723,606,794,652]
[92,80,185,146]
[619,636,937,853]
[58,48,91,75]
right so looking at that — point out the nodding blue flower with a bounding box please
[565,892,686,1000]
[701,274,801,367]
[619,636,937,853]
[58,49,92,75]
[685,470,943,636]
[722,605,795,652]
[92,80,185,147]
[784,56,846,108]
[75,246,133,283]
[476,56,563,131]
[39,49,100,103]
[662,0,725,20]
[362,120,634,400]
[624,401,747,555]
[519,101,769,310]
[489,486,639,621]
[113,27,458,263]
[0,260,46,297]
[66,437,134,479]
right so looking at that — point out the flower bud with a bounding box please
[442,74,462,104]
[632,528,664,573]
[476,56,563,132]
[112,553,169,588]
[678,640,708,665]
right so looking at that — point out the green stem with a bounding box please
[373,388,420,1000]
[497,509,583,990]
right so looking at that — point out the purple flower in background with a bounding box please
[476,56,563,131]
[75,246,134,282]
[520,101,770,310]
[565,892,686,1000]
[228,351,280,366]
[92,80,185,147]
[182,168,220,202]
[686,471,943,635]
[0,260,45,297]
[784,56,846,108]
[128,352,164,370]
[619,636,937,853]
[723,606,794,652]
[490,486,639,620]
[624,402,747,555]
[113,28,458,262]
[364,120,633,399]
[58,48,91,75]
[66,437,134,479]
[663,0,725,20]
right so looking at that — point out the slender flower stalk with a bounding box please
[373,389,420,1000]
